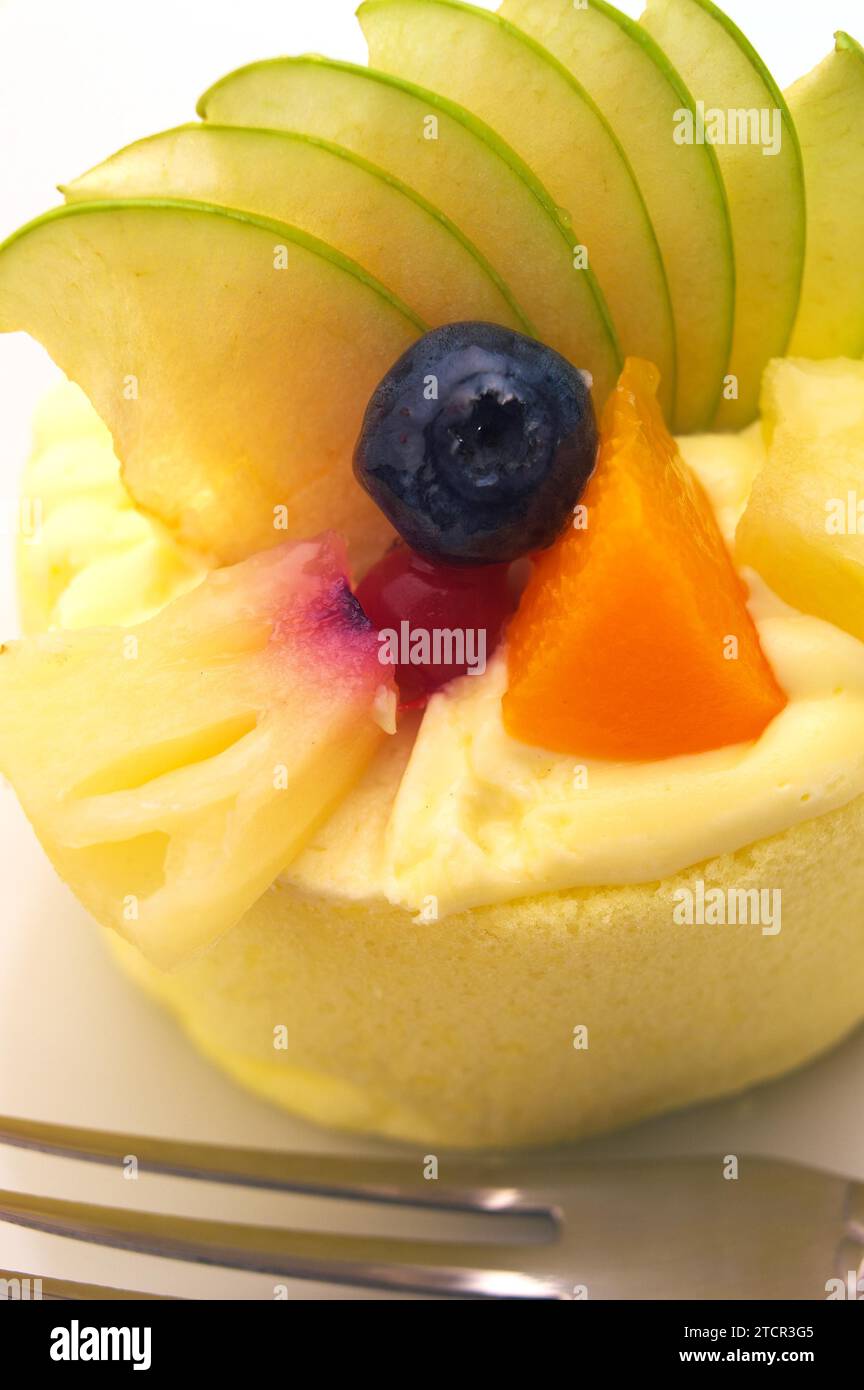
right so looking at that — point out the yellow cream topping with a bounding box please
[18,382,205,633]
[20,382,864,915]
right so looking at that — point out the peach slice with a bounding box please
[503,359,787,761]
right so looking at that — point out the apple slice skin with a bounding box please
[63,123,530,338]
[358,0,676,420]
[501,0,734,435]
[641,0,805,431]
[787,33,864,358]
[199,55,622,405]
[0,198,424,571]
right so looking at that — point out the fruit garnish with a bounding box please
[0,535,395,969]
[640,0,805,431]
[62,123,530,339]
[736,358,864,644]
[787,32,864,359]
[353,322,597,565]
[500,0,734,434]
[0,199,421,572]
[503,358,788,761]
[197,56,622,406]
[356,543,513,706]
[359,0,677,421]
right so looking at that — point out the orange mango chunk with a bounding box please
[503,359,788,761]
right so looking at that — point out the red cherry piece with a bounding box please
[356,546,514,706]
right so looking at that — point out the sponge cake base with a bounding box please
[105,792,864,1147]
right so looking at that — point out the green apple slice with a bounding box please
[501,0,734,434]
[199,55,622,404]
[640,0,805,430]
[0,199,423,569]
[62,123,529,337]
[358,0,675,419]
[787,32,864,358]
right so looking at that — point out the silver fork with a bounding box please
[1,1115,862,1300]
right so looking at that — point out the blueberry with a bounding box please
[353,322,598,564]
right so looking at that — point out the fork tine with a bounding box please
[0,1114,550,1215]
[0,1267,176,1300]
[0,1190,570,1299]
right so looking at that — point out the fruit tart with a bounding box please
[2,1,864,1147]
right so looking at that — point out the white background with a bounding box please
[1,0,863,1298]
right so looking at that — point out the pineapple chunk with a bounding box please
[736,358,864,642]
[0,535,394,968]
